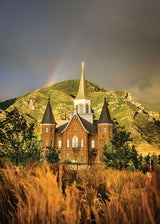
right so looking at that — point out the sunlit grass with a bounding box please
[0,160,160,224]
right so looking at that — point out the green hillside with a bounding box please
[0,79,160,155]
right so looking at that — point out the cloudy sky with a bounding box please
[1,0,160,105]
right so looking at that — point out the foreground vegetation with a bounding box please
[0,161,160,224]
[0,106,160,223]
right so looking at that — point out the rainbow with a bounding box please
[44,5,94,88]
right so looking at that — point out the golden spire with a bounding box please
[76,61,90,100]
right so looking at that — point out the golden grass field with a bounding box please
[0,161,160,224]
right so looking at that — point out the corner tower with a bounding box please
[98,98,113,148]
[41,98,57,148]
[74,62,93,124]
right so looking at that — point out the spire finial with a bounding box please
[82,61,85,71]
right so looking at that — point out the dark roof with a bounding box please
[99,98,113,124]
[78,115,97,133]
[56,113,98,134]
[41,98,57,124]
[56,123,68,134]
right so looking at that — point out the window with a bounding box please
[99,139,101,148]
[81,139,83,148]
[91,140,95,148]
[81,153,83,162]
[104,127,106,132]
[58,140,62,148]
[67,153,69,160]
[42,127,43,133]
[109,127,111,133]
[99,127,101,132]
[45,139,48,147]
[72,135,78,147]
[51,127,53,133]
[86,104,89,113]
[73,153,77,161]
[58,153,61,160]
[80,104,83,114]
[46,127,48,133]
[51,139,53,147]
[67,138,69,148]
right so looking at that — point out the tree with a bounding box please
[45,146,60,164]
[103,125,139,171]
[0,107,41,166]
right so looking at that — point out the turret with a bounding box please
[41,97,57,148]
[98,98,113,148]
[74,62,93,123]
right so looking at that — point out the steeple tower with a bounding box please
[76,62,90,100]
[74,62,93,124]
[98,98,113,148]
[41,97,56,149]
[99,98,112,124]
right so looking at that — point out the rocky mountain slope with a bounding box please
[0,79,160,155]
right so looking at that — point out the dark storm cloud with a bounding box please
[0,0,160,106]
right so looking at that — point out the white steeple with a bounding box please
[74,62,93,124]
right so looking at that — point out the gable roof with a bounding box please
[99,98,113,124]
[79,116,97,133]
[41,98,57,124]
[56,112,98,134]
[56,122,68,134]
[61,112,89,134]
[75,62,90,100]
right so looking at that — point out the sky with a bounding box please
[1,0,160,105]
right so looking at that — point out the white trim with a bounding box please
[62,148,88,151]
[40,123,56,126]
[61,112,89,134]
[98,123,113,126]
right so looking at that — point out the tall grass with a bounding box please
[0,160,160,224]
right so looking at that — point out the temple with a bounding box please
[41,62,113,164]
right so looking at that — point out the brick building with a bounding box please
[41,62,113,163]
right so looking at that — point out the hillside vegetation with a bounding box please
[0,79,160,154]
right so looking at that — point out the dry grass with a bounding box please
[0,161,160,224]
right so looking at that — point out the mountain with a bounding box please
[0,79,160,155]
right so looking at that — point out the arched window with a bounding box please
[81,153,83,162]
[58,140,62,148]
[67,138,69,148]
[46,127,48,133]
[91,140,95,148]
[81,139,83,148]
[51,139,53,147]
[80,104,83,114]
[104,127,106,132]
[72,135,78,147]
[67,153,69,160]
[86,104,89,113]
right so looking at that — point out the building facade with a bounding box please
[41,62,113,163]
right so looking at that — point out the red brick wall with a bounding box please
[56,115,89,163]
[98,124,113,148]
[40,119,113,164]
[88,134,99,162]
[41,124,56,148]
